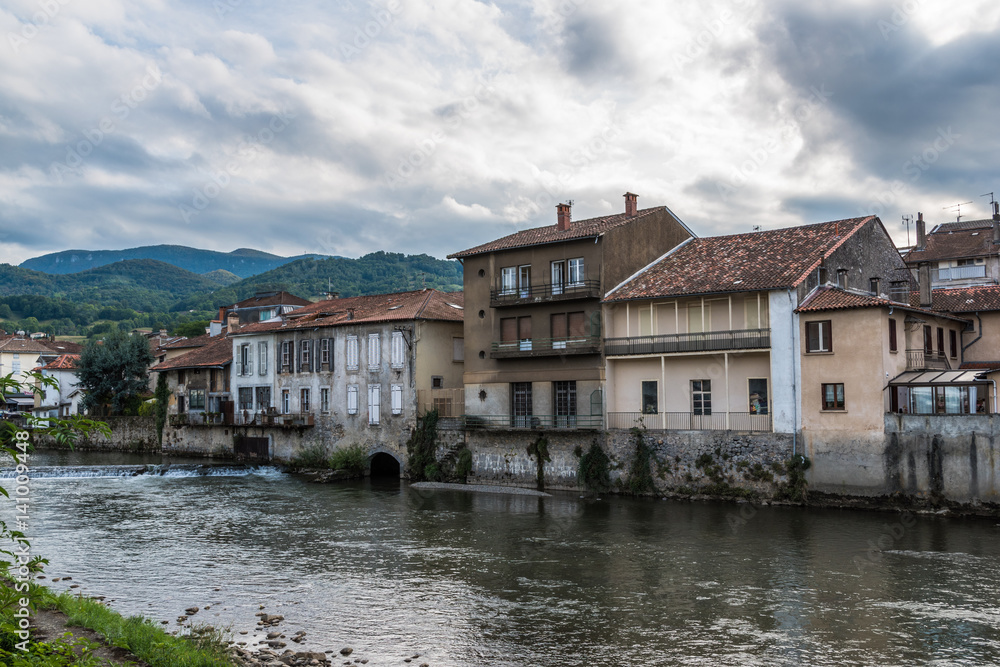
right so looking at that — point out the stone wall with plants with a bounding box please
[36,415,158,452]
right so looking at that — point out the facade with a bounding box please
[0,337,54,412]
[151,333,233,422]
[448,193,694,430]
[32,354,83,418]
[902,204,1000,289]
[212,290,312,334]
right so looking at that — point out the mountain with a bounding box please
[172,251,464,311]
[0,259,227,312]
[20,245,332,278]
[201,269,241,286]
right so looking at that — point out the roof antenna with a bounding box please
[982,192,995,207]
[752,225,761,232]
[943,201,973,222]
[901,214,912,247]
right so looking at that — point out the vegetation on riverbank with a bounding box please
[290,443,367,476]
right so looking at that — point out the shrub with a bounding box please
[405,411,439,480]
[329,444,367,475]
[454,447,473,482]
[625,427,655,496]
[290,442,330,469]
[578,440,611,494]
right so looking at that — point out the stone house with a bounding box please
[151,333,233,421]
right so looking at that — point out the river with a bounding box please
[2,451,999,666]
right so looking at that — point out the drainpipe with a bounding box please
[962,312,983,357]
[788,289,797,458]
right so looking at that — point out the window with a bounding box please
[551,260,565,295]
[568,258,584,287]
[281,389,290,414]
[320,338,330,367]
[923,325,932,353]
[238,387,253,411]
[692,380,712,415]
[500,317,517,347]
[936,327,944,354]
[346,336,359,371]
[391,331,405,368]
[11,354,19,373]
[255,386,271,411]
[501,267,516,294]
[320,387,330,413]
[518,265,531,297]
[638,306,652,336]
[258,342,268,375]
[239,344,252,376]
[889,318,898,352]
[368,333,381,369]
[368,384,381,425]
[281,341,291,371]
[518,316,532,351]
[300,388,310,413]
[259,309,273,321]
[452,337,464,362]
[391,384,403,415]
[177,369,185,384]
[949,329,957,358]
[554,381,577,427]
[300,340,311,372]
[347,385,358,415]
[641,381,658,415]
[748,378,768,415]
[512,382,532,427]
[745,297,768,329]
[551,313,567,348]
[432,376,443,389]
[806,321,832,353]
[869,277,880,295]
[822,383,845,410]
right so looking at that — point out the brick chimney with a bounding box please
[556,203,571,231]
[993,202,1000,244]
[918,262,932,308]
[915,212,926,249]
[226,312,240,332]
[624,192,638,216]
[217,306,226,322]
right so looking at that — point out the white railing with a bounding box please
[935,265,986,281]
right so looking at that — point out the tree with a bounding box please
[76,330,154,416]
[154,371,169,444]
[172,320,210,338]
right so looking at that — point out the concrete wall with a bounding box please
[961,310,1000,364]
[38,416,158,452]
[769,290,798,433]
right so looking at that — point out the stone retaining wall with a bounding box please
[36,416,158,452]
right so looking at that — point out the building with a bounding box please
[0,337,54,412]
[151,333,233,423]
[32,354,83,418]
[902,203,1000,289]
[448,193,694,430]
[211,290,312,334]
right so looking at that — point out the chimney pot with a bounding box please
[916,211,926,249]
[624,192,638,217]
[993,203,999,244]
[556,203,572,231]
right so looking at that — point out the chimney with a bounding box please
[915,212,926,249]
[624,192,638,216]
[556,203,571,231]
[218,306,226,323]
[226,312,240,332]
[993,202,1000,244]
[918,262,932,308]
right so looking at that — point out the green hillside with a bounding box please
[201,269,241,286]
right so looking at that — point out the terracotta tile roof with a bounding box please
[162,335,209,350]
[0,337,55,354]
[38,354,80,370]
[960,361,1000,370]
[40,339,83,355]
[911,285,1000,312]
[798,286,970,322]
[151,334,232,371]
[448,207,672,259]
[903,220,998,263]
[233,291,311,309]
[605,217,874,302]
[231,289,464,336]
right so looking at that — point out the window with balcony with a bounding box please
[568,258,584,287]
[518,265,531,298]
[822,383,845,410]
[692,380,712,415]
[255,386,270,411]
[551,260,565,295]
[688,302,709,333]
[641,381,658,415]
[806,320,832,353]
[189,389,205,410]
[238,387,253,411]
[501,267,516,295]
[748,379,768,415]
[554,381,577,427]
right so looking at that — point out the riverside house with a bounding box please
[447,193,693,432]
[152,333,233,420]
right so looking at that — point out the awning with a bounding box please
[889,370,989,385]
[6,396,36,407]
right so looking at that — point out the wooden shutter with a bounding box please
[518,316,532,340]
[391,384,402,414]
[568,312,585,337]
[551,313,567,339]
[369,384,380,424]
[391,331,405,368]
[501,318,516,342]
[888,318,897,352]
[347,385,358,414]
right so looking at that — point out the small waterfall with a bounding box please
[0,464,285,480]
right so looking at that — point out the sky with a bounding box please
[1,0,999,266]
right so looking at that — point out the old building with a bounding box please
[902,203,1000,289]
[152,333,233,422]
[448,193,693,430]
[32,354,83,418]
[0,337,53,412]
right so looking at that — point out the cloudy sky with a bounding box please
[2,0,999,266]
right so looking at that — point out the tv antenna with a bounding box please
[944,201,973,222]
[901,214,913,246]
[752,225,761,232]
[982,192,995,206]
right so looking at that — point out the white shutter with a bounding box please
[391,331,405,368]
[391,383,402,415]
[346,336,358,371]
[347,385,358,414]
[369,384,380,424]
[258,342,267,375]
[368,333,381,369]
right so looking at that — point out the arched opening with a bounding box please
[369,452,401,478]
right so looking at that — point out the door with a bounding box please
[512,382,532,428]
[551,260,565,295]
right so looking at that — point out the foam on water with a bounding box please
[0,464,285,480]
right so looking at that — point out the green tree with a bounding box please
[76,330,154,416]
[172,320,210,338]
[0,304,11,319]
[154,371,169,444]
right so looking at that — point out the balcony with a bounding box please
[491,336,601,359]
[604,328,771,356]
[933,265,987,282]
[170,411,315,428]
[490,279,600,307]
[607,411,772,432]
[905,349,951,371]
[461,414,603,430]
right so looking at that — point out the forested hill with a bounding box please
[172,252,464,311]
[19,244,331,278]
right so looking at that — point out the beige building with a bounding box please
[448,193,693,429]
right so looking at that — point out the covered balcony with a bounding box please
[460,414,603,430]
[604,328,770,356]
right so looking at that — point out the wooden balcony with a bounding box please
[490,280,600,308]
[905,349,951,371]
[491,336,601,359]
[604,328,771,356]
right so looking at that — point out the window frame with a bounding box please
[805,320,833,353]
[346,335,359,371]
[821,383,845,411]
[300,388,310,413]
[320,387,330,413]
[391,383,403,415]
[368,332,381,369]
[258,341,268,375]
[568,258,585,287]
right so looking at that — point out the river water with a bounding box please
[2,451,1000,666]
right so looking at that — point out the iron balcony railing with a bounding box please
[490,279,601,307]
[491,336,601,358]
[607,411,772,432]
[172,411,315,427]
[905,349,951,371]
[604,328,771,356]
[461,414,604,430]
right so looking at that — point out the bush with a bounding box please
[405,411,439,480]
[625,427,656,496]
[578,440,611,494]
[453,447,473,483]
[329,444,367,475]
[290,442,330,469]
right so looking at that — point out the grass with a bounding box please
[39,590,233,667]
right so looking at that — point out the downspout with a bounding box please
[961,312,983,356]
[788,289,797,457]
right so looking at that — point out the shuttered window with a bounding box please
[320,338,330,368]
[518,316,532,340]
[391,383,402,415]
[346,336,359,371]
[551,313,567,339]
[568,311,586,338]
[391,331,405,368]
[347,385,358,414]
[258,342,267,375]
[281,341,290,371]
[889,318,897,352]
[368,333,381,369]
[368,384,380,425]
[452,337,464,362]
[500,317,517,342]
[300,340,311,372]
